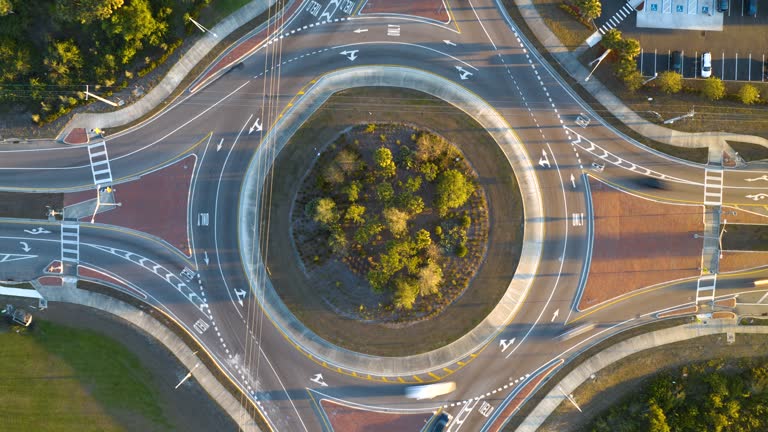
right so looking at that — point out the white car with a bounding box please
[701,52,712,78]
[405,382,457,400]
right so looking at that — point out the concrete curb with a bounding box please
[515,319,768,431]
[57,0,278,138]
[37,285,262,432]
[239,66,545,376]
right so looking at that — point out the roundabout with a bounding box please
[3,1,768,431]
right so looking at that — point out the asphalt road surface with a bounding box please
[2,1,768,431]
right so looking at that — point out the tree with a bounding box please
[417,260,442,296]
[658,71,683,94]
[383,207,409,237]
[44,40,83,85]
[343,180,362,202]
[322,163,344,184]
[0,0,13,16]
[436,169,475,216]
[415,229,432,250]
[738,84,760,105]
[702,76,726,101]
[56,0,124,24]
[107,0,167,64]
[376,182,394,204]
[374,146,396,177]
[308,197,338,226]
[419,162,439,181]
[345,204,366,225]
[0,37,31,83]
[328,227,347,255]
[335,149,360,174]
[647,401,671,432]
[622,70,644,92]
[393,278,419,309]
[577,0,602,21]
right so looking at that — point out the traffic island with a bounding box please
[578,177,703,311]
[360,0,452,24]
[264,87,524,357]
[318,398,433,432]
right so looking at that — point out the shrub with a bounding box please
[393,278,419,309]
[455,244,468,258]
[657,71,682,94]
[307,197,338,226]
[435,169,475,216]
[702,76,726,101]
[738,84,760,105]
[376,182,394,204]
[366,123,376,133]
[345,204,366,225]
[417,260,443,296]
[383,207,409,237]
[419,162,439,181]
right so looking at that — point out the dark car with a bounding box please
[430,413,450,432]
[635,177,669,190]
[717,0,728,12]
[671,51,682,74]
[747,0,757,16]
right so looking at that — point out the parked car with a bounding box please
[591,161,605,172]
[747,0,757,16]
[671,51,682,74]
[429,413,451,432]
[717,0,729,12]
[701,52,712,78]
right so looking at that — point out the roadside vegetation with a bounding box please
[0,319,169,431]
[0,0,246,126]
[587,357,768,431]
[294,124,489,318]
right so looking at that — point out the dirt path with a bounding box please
[265,87,524,356]
[37,303,238,432]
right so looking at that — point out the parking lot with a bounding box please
[600,0,768,82]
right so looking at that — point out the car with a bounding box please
[635,177,669,190]
[429,413,451,432]
[701,52,712,78]
[747,0,757,16]
[591,161,605,172]
[717,0,729,12]
[671,51,682,74]
[405,382,457,400]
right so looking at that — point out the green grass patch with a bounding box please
[722,224,768,251]
[727,141,768,162]
[524,0,593,50]
[0,320,168,431]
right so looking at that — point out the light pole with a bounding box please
[642,72,659,85]
[188,17,218,38]
[663,107,695,124]
[585,49,612,82]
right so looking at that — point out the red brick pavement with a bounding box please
[361,0,451,23]
[85,156,196,256]
[78,265,147,299]
[579,178,703,310]
[319,399,433,432]
[63,128,88,145]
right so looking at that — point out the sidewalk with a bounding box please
[56,0,281,144]
[512,0,768,165]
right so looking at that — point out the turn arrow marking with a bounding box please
[248,118,262,134]
[19,242,31,252]
[551,308,560,322]
[216,138,223,152]
[443,40,456,46]
[340,50,358,61]
[353,28,368,33]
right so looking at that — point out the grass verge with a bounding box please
[722,224,768,251]
[199,0,256,26]
[0,319,167,431]
[530,0,593,50]
[75,280,269,431]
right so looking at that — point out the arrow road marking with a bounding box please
[310,373,328,387]
[539,149,551,168]
[216,138,223,152]
[353,28,368,33]
[745,175,768,182]
[248,118,262,134]
[19,242,30,252]
[24,227,51,235]
[747,193,768,201]
[455,66,473,80]
[340,50,358,61]
[499,338,516,352]
[203,251,210,266]
[443,39,456,46]
[551,308,560,322]
[234,288,247,306]
[570,173,576,188]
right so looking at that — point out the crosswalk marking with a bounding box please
[696,274,717,303]
[387,24,401,37]
[61,223,80,263]
[704,169,724,206]
[599,1,636,35]
[87,142,113,185]
[572,213,585,226]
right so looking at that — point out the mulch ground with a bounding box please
[79,156,195,256]
[361,0,451,23]
[0,192,62,219]
[579,178,703,310]
[319,399,433,432]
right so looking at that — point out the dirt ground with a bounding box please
[538,333,768,432]
[36,303,238,432]
[265,87,524,356]
[579,178,703,310]
[0,192,62,219]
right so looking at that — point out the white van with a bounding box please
[701,52,712,78]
